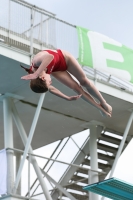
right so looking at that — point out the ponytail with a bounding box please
[20,64,33,74]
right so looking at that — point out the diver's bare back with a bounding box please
[32,49,70,68]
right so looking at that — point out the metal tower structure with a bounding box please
[0,0,133,199]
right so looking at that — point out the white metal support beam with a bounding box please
[16,153,21,195]
[78,121,105,200]
[41,13,43,50]
[13,93,46,192]
[11,98,52,200]
[30,6,34,55]
[3,97,14,194]
[89,125,103,200]
[41,169,77,200]
[8,0,11,39]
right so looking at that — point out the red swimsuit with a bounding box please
[29,49,67,74]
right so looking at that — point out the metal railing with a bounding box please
[84,67,133,93]
[0,0,77,57]
[6,147,106,199]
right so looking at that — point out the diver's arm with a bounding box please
[48,86,81,101]
[21,53,54,80]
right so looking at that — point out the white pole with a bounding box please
[16,153,21,195]
[8,0,11,40]
[12,98,52,200]
[89,125,99,200]
[3,97,14,194]
[28,155,31,198]
[14,93,45,192]
[46,19,49,46]
[41,13,43,50]
[30,7,34,55]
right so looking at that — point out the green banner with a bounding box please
[77,26,133,83]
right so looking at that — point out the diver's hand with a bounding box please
[68,94,82,101]
[21,73,38,80]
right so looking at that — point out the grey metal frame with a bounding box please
[2,93,132,200]
[1,93,52,200]
[3,97,14,194]
[14,93,45,193]
[6,146,106,200]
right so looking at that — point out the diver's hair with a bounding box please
[20,64,33,74]
[30,78,48,93]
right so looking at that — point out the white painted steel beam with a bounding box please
[14,93,45,192]
[0,43,31,64]
[30,7,34,55]
[41,169,77,200]
[89,125,102,200]
[15,153,21,195]
[0,93,24,102]
[12,100,52,200]
[3,97,14,194]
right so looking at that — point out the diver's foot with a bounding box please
[99,104,111,117]
[99,110,111,117]
[101,103,112,115]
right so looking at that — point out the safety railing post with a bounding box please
[30,6,34,55]
[28,154,31,198]
[8,0,11,43]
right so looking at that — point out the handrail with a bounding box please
[6,147,106,175]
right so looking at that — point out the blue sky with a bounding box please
[26,0,133,49]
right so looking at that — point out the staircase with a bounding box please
[51,129,132,200]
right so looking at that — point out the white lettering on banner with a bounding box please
[87,31,131,81]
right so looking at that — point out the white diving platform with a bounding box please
[83,178,133,200]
